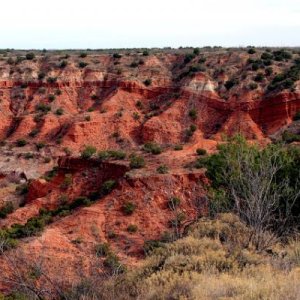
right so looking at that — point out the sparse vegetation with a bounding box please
[143,79,152,86]
[122,201,136,215]
[157,164,169,174]
[98,150,126,160]
[81,146,97,159]
[143,142,162,155]
[130,155,145,169]
[16,139,27,147]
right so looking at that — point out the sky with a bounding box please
[1,0,300,49]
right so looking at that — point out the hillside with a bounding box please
[0,47,300,299]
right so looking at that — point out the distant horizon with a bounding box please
[1,46,300,51]
[1,0,300,49]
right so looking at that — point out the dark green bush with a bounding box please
[48,94,56,102]
[130,155,145,169]
[100,180,116,196]
[157,165,169,174]
[282,131,300,143]
[16,139,27,147]
[189,109,197,120]
[113,53,122,59]
[247,48,256,54]
[142,50,149,56]
[98,150,126,160]
[293,111,300,121]
[127,224,138,233]
[95,243,110,257]
[143,142,162,155]
[249,82,258,90]
[261,52,273,60]
[0,202,14,219]
[81,146,97,159]
[55,108,64,116]
[26,52,35,60]
[168,197,181,209]
[184,53,196,64]
[78,62,88,68]
[47,77,57,84]
[69,197,91,210]
[122,201,136,215]
[35,103,51,113]
[144,79,152,86]
[174,145,183,151]
[35,142,45,151]
[254,73,264,82]
[79,52,87,58]
[196,148,207,156]
[224,79,237,90]
[59,60,68,68]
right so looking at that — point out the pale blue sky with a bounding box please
[1,0,300,49]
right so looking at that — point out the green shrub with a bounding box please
[196,148,207,156]
[16,183,29,195]
[59,60,68,68]
[168,197,181,209]
[47,77,57,84]
[103,253,125,274]
[122,201,136,215]
[16,139,27,147]
[24,152,34,159]
[55,108,64,116]
[60,174,73,189]
[174,145,183,151]
[0,202,14,219]
[273,49,292,61]
[224,79,237,90]
[38,72,45,80]
[293,111,300,121]
[282,131,300,143]
[143,50,149,56]
[98,150,126,160]
[189,109,197,120]
[261,52,273,60]
[36,142,45,151]
[35,103,51,113]
[193,48,200,55]
[247,48,256,54]
[157,165,169,174]
[79,52,87,58]
[130,61,139,68]
[144,79,152,86]
[133,112,140,120]
[100,180,116,195]
[48,94,56,102]
[143,142,162,155]
[143,240,164,255]
[130,155,145,169]
[265,67,273,76]
[254,73,264,82]
[249,82,258,90]
[69,197,91,210]
[184,53,195,64]
[26,52,35,60]
[81,146,97,159]
[95,243,110,257]
[127,224,138,233]
[78,62,88,68]
[113,53,122,59]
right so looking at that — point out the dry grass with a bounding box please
[105,214,300,300]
